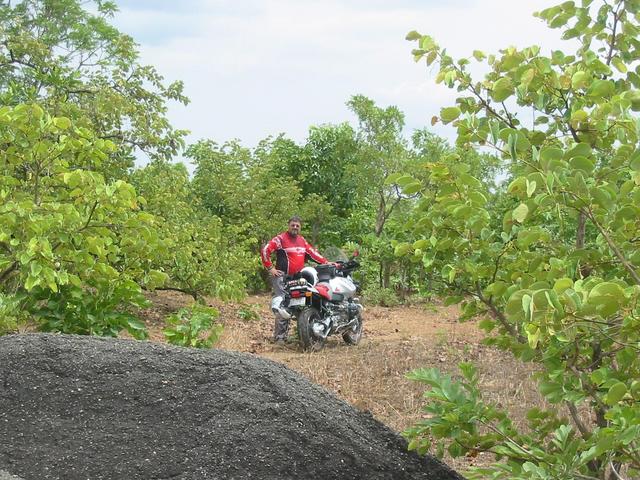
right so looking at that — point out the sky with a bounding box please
[111,0,566,160]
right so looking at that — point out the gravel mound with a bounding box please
[0,470,24,480]
[0,334,464,480]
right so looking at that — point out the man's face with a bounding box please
[288,221,301,236]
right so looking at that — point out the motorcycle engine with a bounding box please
[326,301,362,327]
[325,303,348,325]
[349,300,365,318]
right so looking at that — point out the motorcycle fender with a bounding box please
[315,284,331,301]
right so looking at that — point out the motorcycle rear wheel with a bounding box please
[342,315,363,345]
[297,307,326,352]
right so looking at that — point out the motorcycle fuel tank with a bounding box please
[326,277,356,302]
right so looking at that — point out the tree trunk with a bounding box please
[576,210,591,278]
[382,262,391,289]
[403,266,411,300]
[311,220,321,245]
[576,210,586,249]
[375,197,386,237]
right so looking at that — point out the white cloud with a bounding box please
[113,0,565,158]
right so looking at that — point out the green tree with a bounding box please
[345,95,428,290]
[131,160,254,301]
[403,1,640,479]
[0,104,164,337]
[0,0,189,177]
[0,1,193,336]
[251,125,361,246]
[347,95,411,237]
[188,139,303,246]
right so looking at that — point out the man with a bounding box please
[260,216,329,343]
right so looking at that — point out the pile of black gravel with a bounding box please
[0,334,464,479]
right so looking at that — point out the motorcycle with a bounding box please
[281,254,363,351]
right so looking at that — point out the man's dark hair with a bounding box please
[288,215,302,224]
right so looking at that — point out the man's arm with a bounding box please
[260,239,276,269]
[304,239,328,265]
[261,237,283,276]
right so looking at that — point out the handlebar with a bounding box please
[335,260,359,272]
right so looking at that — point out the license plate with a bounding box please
[289,297,306,307]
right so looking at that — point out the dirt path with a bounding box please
[140,291,546,472]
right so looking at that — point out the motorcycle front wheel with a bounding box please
[342,314,363,345]
[297,307,326,352]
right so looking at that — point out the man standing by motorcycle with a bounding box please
[261,215,330,344]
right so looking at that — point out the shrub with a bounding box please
[0,294,23,335]
[237,304,260,321]
[163,305,223,348]
[364,287,401,307]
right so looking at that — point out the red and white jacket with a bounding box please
[261,232,328,275]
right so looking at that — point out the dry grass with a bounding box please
[137,291,551,473]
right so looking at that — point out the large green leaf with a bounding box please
[571,70,590,89]
[570,156,595,173]
[565,142,592,159]
[630,150,640,171]
[491,77,514,102]
[587,79,615,98]
[402,182,422,195]
[512,203,529,223]
[605,382,628,405]
[440,107,461,124]
[394,243,413,256]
